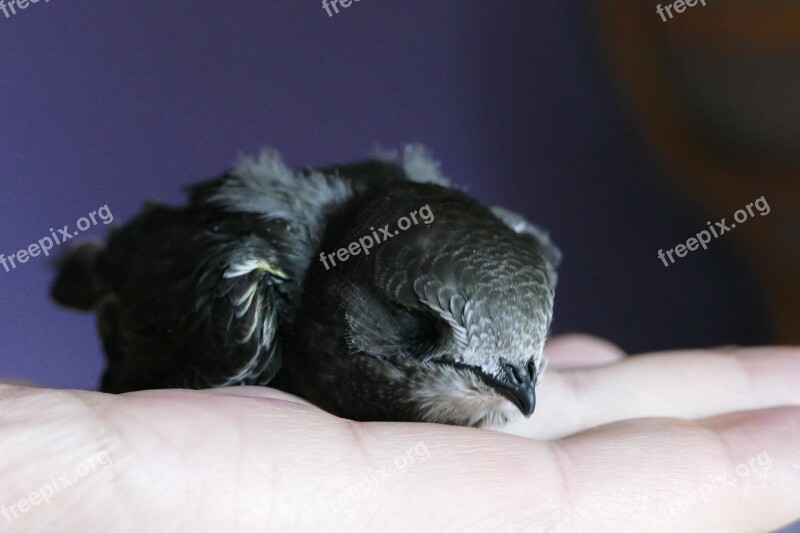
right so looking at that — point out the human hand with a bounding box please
[1,335,798,532]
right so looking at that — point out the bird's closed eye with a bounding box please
[342,286,452,360]
[388,303,450,361]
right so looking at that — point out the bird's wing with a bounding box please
[96,204,289,392]
[93,149,369,393]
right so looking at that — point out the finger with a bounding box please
[505,347,800,439]
[316,407,798,532]
[544,334,625,369]
[545,406,800,532]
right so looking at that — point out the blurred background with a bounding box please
[0,3,797,394]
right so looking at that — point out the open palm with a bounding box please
[1,335,798,532]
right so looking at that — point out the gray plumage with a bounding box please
[52,146,560,428]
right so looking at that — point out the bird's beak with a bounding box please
[479,365,536,417]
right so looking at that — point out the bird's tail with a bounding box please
[51,240,106,311]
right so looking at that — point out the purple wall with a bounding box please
[0,0,767,389]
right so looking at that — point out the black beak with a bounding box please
[437,359,537,417]
[479,360,536,417]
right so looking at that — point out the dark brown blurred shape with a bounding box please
[595,1,800,343]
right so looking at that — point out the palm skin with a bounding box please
[1,335,798,532]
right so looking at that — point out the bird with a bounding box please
[51,146,561,428]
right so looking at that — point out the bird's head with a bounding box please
[290,181,556,427]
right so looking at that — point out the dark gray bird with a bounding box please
[52,147,560,427]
